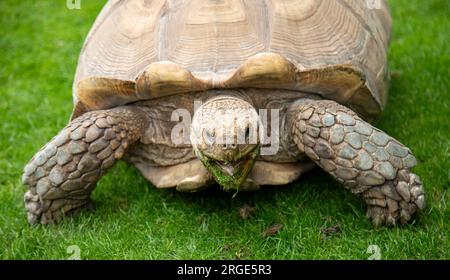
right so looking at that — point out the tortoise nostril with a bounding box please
[221,143,237,149]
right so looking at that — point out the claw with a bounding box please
[364,171,424,226]
[415,195,426,210]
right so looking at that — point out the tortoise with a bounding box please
[22,0,425,226]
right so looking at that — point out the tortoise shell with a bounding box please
[73,0,391,121]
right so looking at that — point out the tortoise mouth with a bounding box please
[196,145,259,191]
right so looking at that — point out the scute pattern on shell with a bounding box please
[73,0,391,121]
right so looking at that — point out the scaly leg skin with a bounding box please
[288,99,425,226]
[22,106,148,225]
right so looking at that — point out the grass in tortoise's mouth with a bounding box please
[197,145,260,193]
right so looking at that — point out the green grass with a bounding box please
[0,0,449,260]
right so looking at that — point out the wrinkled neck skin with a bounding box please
[191,96,261,191]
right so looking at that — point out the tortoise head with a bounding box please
[191,96,261,191]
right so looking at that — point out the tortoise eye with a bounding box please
[244,126,250,142]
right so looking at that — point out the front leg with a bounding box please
[22,106,148,224]
[287,99,425,226]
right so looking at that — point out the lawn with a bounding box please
[0,0,449,260]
